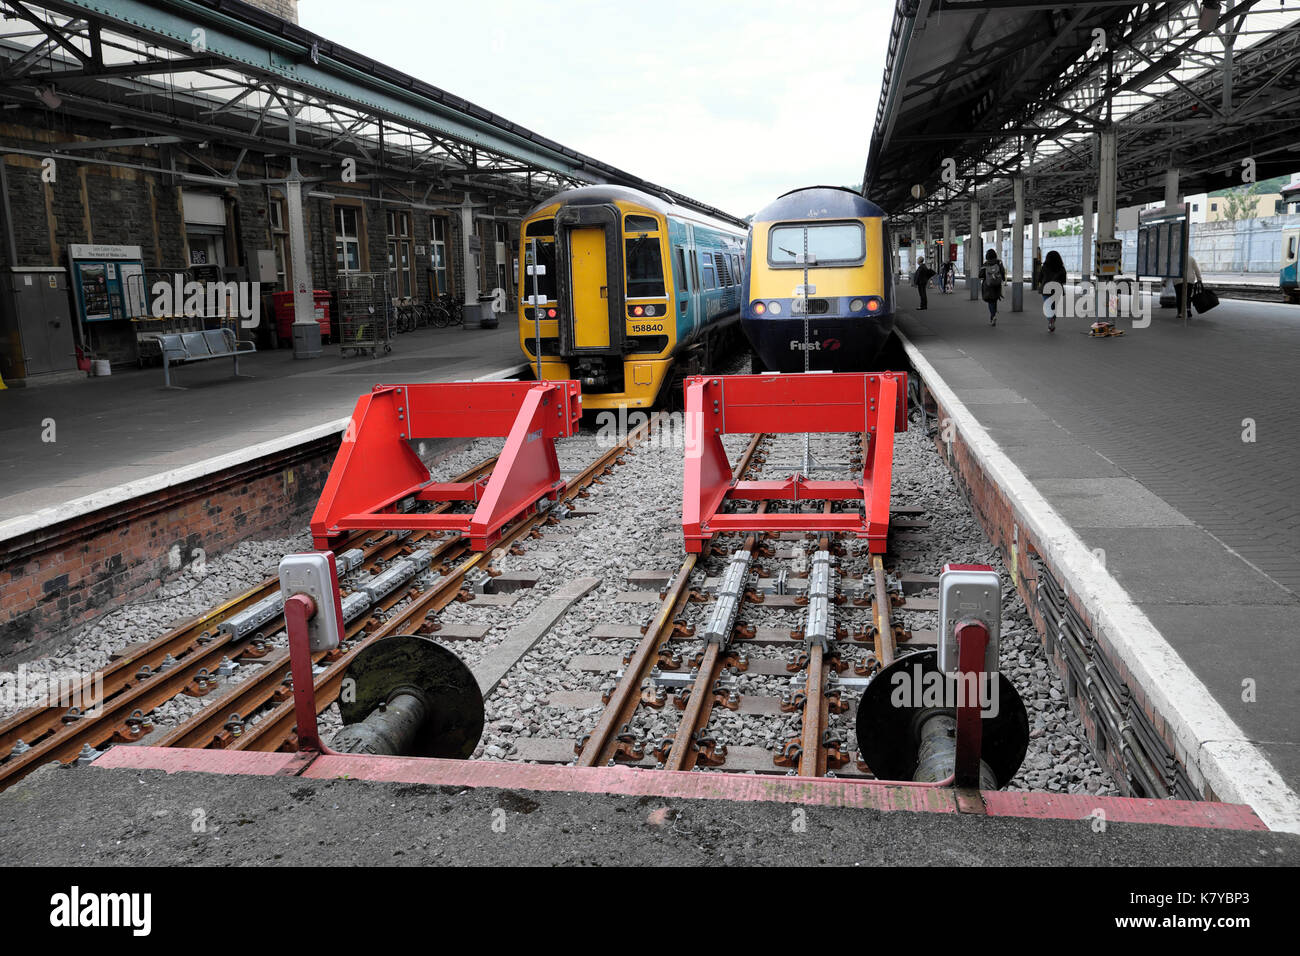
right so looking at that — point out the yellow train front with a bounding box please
[517,185,746,410]
[742,186,896,372]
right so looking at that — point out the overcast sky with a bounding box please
[300,0,892,217]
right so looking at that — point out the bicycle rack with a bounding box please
[311,380,582,552]
[682,372,907,553]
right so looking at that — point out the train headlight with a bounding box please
[850,298,865,312]
[645,305,656,317]
[769,301,783,315]
[866,298,881,313]
[752,301,767,315]
[634,306,644,316]
[534,308,546,320]
[547,308,557,318]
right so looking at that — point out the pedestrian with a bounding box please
[1038,250,1067,332]
[978,248,1005,325]
[913,256,935,310]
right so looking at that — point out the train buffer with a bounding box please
[682,372,908,553]
[311,380,582,552]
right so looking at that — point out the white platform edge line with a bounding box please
[0,362,530,545]
[899,330,1300,833]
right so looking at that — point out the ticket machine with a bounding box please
[69,244,147,365]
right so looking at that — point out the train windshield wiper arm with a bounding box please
[778,246,798,258]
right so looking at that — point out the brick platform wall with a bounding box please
[0,437,339,663]
[915,381,1215,803]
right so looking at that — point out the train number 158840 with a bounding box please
[630,322,665,333]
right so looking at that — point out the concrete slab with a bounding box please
[472,577,600,694]
[1036,477,1194,528]
[1007,443,1127,479]
[1078,526,1297,606]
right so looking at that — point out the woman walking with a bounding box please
[978,249,1005,326]
[1038,250,1068,332]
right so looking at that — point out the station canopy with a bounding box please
[864,0,1300,228]
[0,0,744,223]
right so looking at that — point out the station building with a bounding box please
[0,0,523,385]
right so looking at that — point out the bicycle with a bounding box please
[428,293,463,328]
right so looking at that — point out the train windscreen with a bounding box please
[625,237,665,297]
[768,222,865,268]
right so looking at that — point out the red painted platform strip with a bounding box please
[300,754,958,813]
[981,790,1267,830]
[91,746,1267,830]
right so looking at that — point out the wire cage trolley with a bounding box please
[337,273,393,357]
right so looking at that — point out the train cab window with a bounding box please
[768,221,865,268]
[625,235,666,297]
[523,219,557,300]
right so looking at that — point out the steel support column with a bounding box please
[1012,176,1024,312]
[969,199,980,299]
[1032,209,1041,290]
[1164,167,1181,210]
[1081,194,1094,282]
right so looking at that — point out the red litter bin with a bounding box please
[272,290,332,343]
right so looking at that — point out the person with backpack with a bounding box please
[978,249,1005,326]
[1038,250,1068,333]
[913,256,936,310]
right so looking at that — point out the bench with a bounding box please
[158,329,255,389]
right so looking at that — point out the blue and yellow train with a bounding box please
[1282,226,1299,303]
[517,185,747,409]
[741,186,896,373]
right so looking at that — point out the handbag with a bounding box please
[1190,281,1219,314]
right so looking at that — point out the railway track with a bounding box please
[4,404,1035,792]
[511,430,943,780]
[0,420,658,789]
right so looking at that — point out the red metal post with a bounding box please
[953,620,989,788]
[284,593,329,754]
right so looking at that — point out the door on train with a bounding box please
[569,226,610,348]
[554,203,624,357]
[1282,228,1299,303]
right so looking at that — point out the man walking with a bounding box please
[913,256,935,311]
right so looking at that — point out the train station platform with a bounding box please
[893,286,1299,825]
[0,318,526,535]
